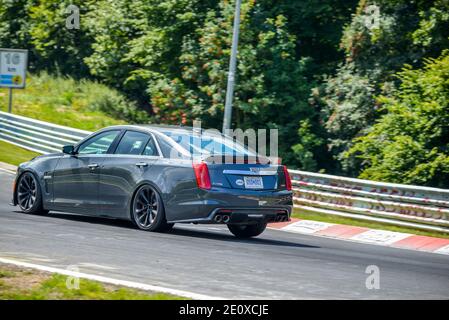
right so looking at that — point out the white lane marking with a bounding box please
[282,220,334,234]
[28,257,58,263]
[434,244,449,255]
[78,263,118,271]
[0,257,223,300]
[0,168,15,175]
[350,229,411,245]
[177,225,227,232]
[206,227,225,231]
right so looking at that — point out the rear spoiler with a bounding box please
[201,154,276,165]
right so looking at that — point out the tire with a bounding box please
[228,222,267,238]
[131,184,174,232]
[16,172,48,215]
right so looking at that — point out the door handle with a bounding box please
[135,162,148,168]
[88,163,99,170]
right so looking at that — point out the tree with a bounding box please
[84,0,218,105]
[0,0,34,70]
[148,1,317,165]
[347,51,449,187]
[315,0,449,175]
[25,0,97,77]
[82,0,356,167]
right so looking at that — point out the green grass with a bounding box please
[0,270,15,278]
[0,265,186,300]
[0,72,128,131]
[0,140,40,166]
[292,208,449,239]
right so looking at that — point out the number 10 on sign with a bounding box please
[0,48,28,113]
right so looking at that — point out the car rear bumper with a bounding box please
[211,207,291,225]
[169,206,292,225]
[168,188,293,224]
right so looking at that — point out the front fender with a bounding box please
[13,154,62,208]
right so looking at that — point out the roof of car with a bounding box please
[140,124,196,131]
[102,124,219,134]
[96,124,188,131]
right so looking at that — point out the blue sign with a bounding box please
[0,74,13,85]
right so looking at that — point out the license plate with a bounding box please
[244,176,264,189]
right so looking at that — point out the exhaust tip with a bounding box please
[214,215,223,223]
[222,215,230,223]
[275,215,288,222]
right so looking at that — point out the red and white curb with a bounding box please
[268,219,449,256]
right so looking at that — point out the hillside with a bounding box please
[0,73,148,131]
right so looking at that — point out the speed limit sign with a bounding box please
[0,48,28,88]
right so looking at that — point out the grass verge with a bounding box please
[0,263,186,300]
[0,140,40,166]
[0,72,150,131]
[292,208,449,239]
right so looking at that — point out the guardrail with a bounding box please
[290,169,449,232]
[0,111,91,154]
[1,112,448,232]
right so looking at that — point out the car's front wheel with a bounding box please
[131,184,174,232]
[16,172,48,215]
[228,222,267,238]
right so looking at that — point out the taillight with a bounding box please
[193,162,211,190]
[282,165,292,191]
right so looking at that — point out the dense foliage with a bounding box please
[347,52,449,187]
[314,0,449,177]
[1,0,448,186]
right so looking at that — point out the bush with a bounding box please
[347,51,449,187]
[78,80,150,123]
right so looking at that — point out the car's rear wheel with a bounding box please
[227,222,267,238]
[16,172,48,215]
[132,184,173,232]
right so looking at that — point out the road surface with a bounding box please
[0,170,448,299]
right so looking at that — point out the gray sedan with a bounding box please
[12,125,293,238]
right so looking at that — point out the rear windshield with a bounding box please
[160,131,256,157]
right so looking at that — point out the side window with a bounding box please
[78,130,120,155]
[115,131,156,155]
[156,135,184,159]
[142,136,158,156]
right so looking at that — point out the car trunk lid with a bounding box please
[204,156,283,190]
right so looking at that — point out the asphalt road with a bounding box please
[0,170,448,299]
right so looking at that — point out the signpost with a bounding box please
[0,48,28,113]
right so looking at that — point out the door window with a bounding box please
[115,131,158,156]
[77,130,120,155]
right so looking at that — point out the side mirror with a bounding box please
[62,145,76,155]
